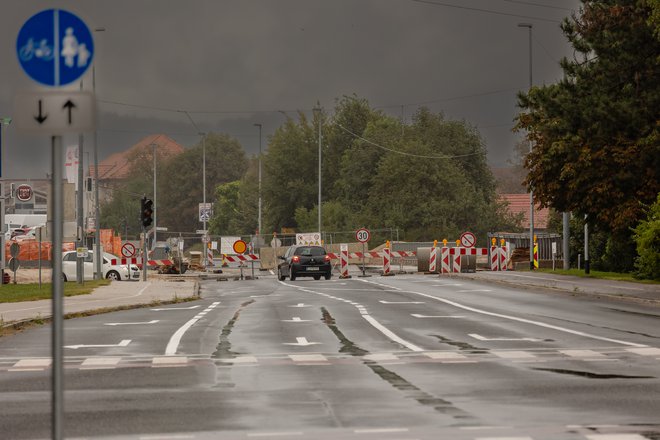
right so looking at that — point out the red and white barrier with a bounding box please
[490,246,499,271]
[223,254,260,263]
[429,246,438,273]
[207,248,214,267]
[382,247,392,276]
[452,248,462,273]
[441,247,450,273]
[339,244,350,278]
[327,251,416,260]
[500,246,508,271]
[111,258,173,267]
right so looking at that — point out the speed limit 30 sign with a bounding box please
[355,228,371,243]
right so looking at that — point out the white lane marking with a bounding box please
[289,303,311,308]
[585,435,648,440]
[152,356,188,367]
[390,287,647,348]
[164,302,220,355]
[289,354,328,362]
[364,353,399,361]
[354,428,409,434]
[221,356,258,364]
[475,437,533,440]
[283,337,321,346]
[469,333,543,342]
[625,347,660,356]
[80,357,121,369]
[65,339,131,349]
[139,434,196,439]
[279,280,424,352]
[247,432,303,438]
[457,289,493,293]
[424,352,467,360]
[105,320,159,326]
[411,314,465,319]
[362,315,423,352]
[11,358,52,369]
[379,300,425,304]
[151,305,200,311]
[492,351,536,359]
[282,317,311,323]
[559,349,606,358]
[432,283,464,287]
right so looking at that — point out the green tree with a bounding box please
[516,0,660,239]
[633,193,660,279]
[158,132,248,233]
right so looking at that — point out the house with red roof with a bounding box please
[498,193,550,230]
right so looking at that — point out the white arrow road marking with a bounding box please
[282,317,311,322]
[151,305,200,311]
[379,300,425,304]
[411,314,465,319]
[289,303,311,308]
[283,337,321,346]
[65,339,131,349]
[469,333,543,342]
[104,320,159,326]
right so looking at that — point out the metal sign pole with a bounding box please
[51,135,64,440]
[142,225,147,281]
[362,242,366,277]
[38,227,42,288]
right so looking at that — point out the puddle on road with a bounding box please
[321,307,475,422]
[532,367,655,380]
[212,299,255,360]
[431,334,488,353]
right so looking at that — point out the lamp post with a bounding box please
[93,27,105,280]
[518,22,534,271]
[254,123,262,238]
[152,142,157,247]
[0,117,11,287]
[313,105,322,238]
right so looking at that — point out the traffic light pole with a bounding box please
[142,224,147,282]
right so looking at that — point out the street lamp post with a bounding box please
[313,106,322,238]
[93,27,105,280]
[518,22,534,271]
[254,123,262,238]
[152,142,157,247]
[0,117,11,287]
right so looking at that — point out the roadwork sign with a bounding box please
[14,91,95,134]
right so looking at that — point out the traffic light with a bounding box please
[140,197,153,228]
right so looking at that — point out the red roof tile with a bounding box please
[498,193,550,229]
[89,134,184,180]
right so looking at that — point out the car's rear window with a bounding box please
[294,247,326,256]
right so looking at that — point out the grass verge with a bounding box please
[538,268,658,284]
[0,279,112,303]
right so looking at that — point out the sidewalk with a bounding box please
[0,279,199,325]
[453,270,660,304]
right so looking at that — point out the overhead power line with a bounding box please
[495,0,573,11]
[408,0,563,23]
[335,123,483,160]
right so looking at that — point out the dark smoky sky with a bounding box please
[0,0,579,179]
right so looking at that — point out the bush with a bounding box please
[633,194,660,280]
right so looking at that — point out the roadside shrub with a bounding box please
[633,194,660,280]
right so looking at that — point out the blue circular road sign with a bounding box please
[16,9,94,87]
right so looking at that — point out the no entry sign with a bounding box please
[459,231,476,248]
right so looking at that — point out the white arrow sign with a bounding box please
[283,337,321,346]
[15,91,96,134]
[469,334,542,342]
[379,300,425,305]
[151,305,200,311]
[282,317,311,323]
[104,320,159,326]
[65,339,131,349]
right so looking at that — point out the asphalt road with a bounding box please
[0,273,659,439]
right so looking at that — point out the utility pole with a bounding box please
[518,22,534,270]
[152,143,157,246]
[314,105,322,239]
[76,81,84,284]
[254,123,262,239]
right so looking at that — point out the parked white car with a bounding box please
[62,251,140,281]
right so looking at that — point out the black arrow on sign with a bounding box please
[33,100,48,124]
[62,100,76,124]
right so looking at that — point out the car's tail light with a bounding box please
[292,256,300,263]
[324,255,331,262]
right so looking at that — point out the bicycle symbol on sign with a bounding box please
[19,38,54,61]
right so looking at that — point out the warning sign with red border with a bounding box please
[459,231,476,248]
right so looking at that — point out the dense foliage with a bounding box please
[516,0,659,273]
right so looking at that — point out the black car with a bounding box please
[278,245,332,281]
